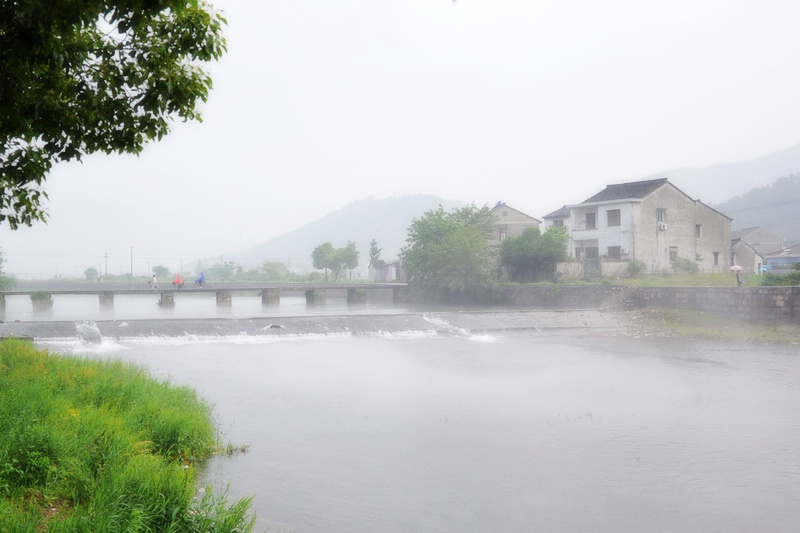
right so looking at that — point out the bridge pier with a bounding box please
[216,290,232,307]
[31,292,53,311]
[99,291,114,310]
[306,289,326,304]
[158,292,175,308]
[393,286,411,304]
[0,294,4,311]
[347,288,366,305]
[262,289,280,306]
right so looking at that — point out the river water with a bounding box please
[15,295,800,532]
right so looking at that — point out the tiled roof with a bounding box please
[543,205,570,218]
[731,227,759,240]
[581,178,669,203]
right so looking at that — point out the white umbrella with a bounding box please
[729,265,743,271]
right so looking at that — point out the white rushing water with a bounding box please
[36,323,800,533]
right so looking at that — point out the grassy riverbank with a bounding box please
[635,307,800,343]
[0,339,255,532]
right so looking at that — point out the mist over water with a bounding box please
[23,299,800,532]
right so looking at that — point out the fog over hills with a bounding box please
[206,143,800,274]
[648,143,800,205]
[213,195,463,274]
[712,174,800,244]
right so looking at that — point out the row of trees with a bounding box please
[400,205,569,304]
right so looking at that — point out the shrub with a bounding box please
[672,257,699,274]
[626,259,647,278]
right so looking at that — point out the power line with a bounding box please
[723,197,800,214]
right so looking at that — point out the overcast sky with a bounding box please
[3,0,800,278]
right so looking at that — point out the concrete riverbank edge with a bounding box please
[500,285,800,323]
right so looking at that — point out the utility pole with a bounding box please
[104,251,109,276]
[130,247,133,277]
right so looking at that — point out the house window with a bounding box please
[695,225,701,238]
[586,247,599,259]
[713,252,719,266]
[553,219,564,227]
[657,208,666,222]
[586,212,596,229]
[670,246,678,262]
[607,209,620,227]
[499,228,507,241]
[607,246,621,259]
[502,211,508,217]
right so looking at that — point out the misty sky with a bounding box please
[3,0,800,278]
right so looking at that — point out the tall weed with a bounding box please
[0,339,255,532]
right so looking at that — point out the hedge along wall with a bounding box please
[499,285,799,323]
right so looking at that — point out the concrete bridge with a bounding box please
[0,282,411,311]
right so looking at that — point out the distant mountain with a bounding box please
[712,174,800,244]
[206,144,800,274]
[649,143,800,204]
[221,195,463,273]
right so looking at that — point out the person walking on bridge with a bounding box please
[151,274,160,290]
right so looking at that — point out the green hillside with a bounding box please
[713,174,800,243]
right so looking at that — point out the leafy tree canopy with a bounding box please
[152,265,171,279]
[400,204,499,303]
[311,241,359,282]
[206,260,241,282]
[500,226,569,283]
[0,249,16,289]
[84,267,100,280]
[0,0,226,229]
[368,238,382,263]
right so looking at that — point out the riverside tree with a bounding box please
[0,250,15,290]
[84,267,100,280]
[0,1,227,229]
[368,238,382,264]
[400,204,499,303]
[499,226,569,282]
[311,241,359,282]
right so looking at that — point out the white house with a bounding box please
[542,178,732,274]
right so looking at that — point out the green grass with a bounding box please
[636,307,800,343]
[614,273,741,287]
[0,339,256,532]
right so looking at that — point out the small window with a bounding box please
[499,228,507,241]
[553,219,564,227]
[695,225,701,238]
[607,246,621,259]
[657,208,666,222]
[607,209,621,227]
[586,213,596,229]
[502,211,508,217]
[713,252,719,266]
[670,246,678,262]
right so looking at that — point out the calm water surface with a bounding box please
[37,323,800,533]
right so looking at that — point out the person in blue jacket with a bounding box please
[195,272,206,287]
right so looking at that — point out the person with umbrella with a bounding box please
[730,265,744,286]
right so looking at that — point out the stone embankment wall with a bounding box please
[500,285,799,323]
